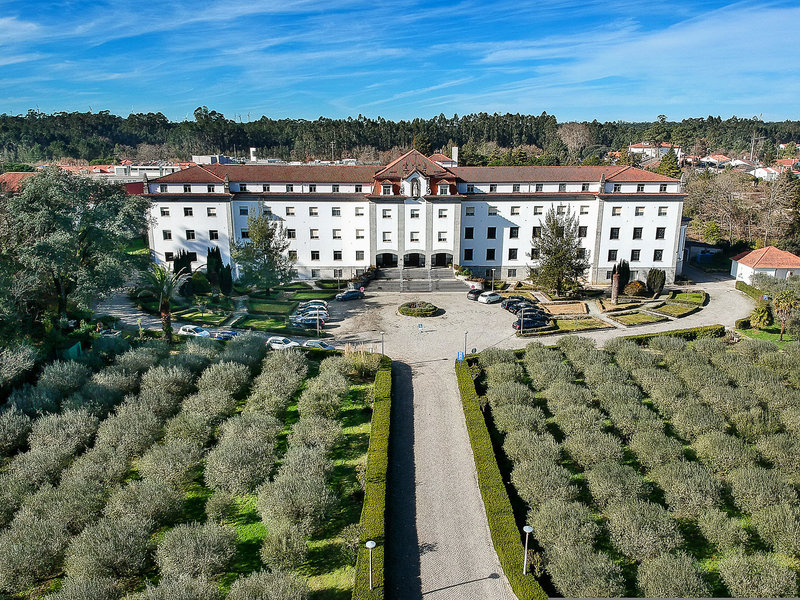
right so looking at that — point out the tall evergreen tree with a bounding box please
[527,207,589,296]
[657,147,682,179]
[231,214,292,292]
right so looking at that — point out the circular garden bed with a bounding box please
[398,301,439,317]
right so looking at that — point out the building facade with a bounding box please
[145,150,686,284]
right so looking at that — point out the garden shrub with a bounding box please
[205,440,276,495]
[181,390,236,422]
[646,268,666,296]
[342,349,383,379]
[503,430,560,464]
[0,407,31,456]
[104,479,182,524]
[718,552,797,598]
[136,575,221,600]
[37,360,91,399]
[289,415,342,452]
[398,300,437,317]
[734,337,778,360]
[197,361,250,397]
[699,385,755,418]
[491,404,547,435]
[65,517,152,579]
[216,332,268,369]
[673,364,729,392]
[728,466,797,513]
[0,517,70,592]
[593,382,643,412]
[730,406,781,442]
[184,336,222,361]
[582,363,628,388]
[647,335,687,353]
[607,403,663,439]
[259,519,309,569]
[629,431,685,470]
[729,364,783,389]
[546,545,625,598]
[563,430,623,468]
[631,368,687,407]
[164,412,213,445]
[163,352,210,375]
[651,461,721,517]
[132,387,182,419]
[228,569,309,600]
[477,347,516,368]
[14,479,105,535]
[751,503,800,556]
[297,370,350,418]
[486,380,535,407]
[485,362,524,387]
[565,348,610,373]
[524,359,576,391]
[62,382,123,416]
[60,446,129,489]
[603,337,638,354]
[756,433,800,483]
[205,492,236,523]
[758,350,793,376]
[511,460,577,508]
[257,469,334,535]
[28,408,98,453]
[637,552,710,598]
[139,365,195,399]
[780,406,800,435]
[114,347,162,375]
[670,402,726,441]
[137,439,203,487]
[8,383,59,416]
[613,345,658,371]
[623,280,648,296]
[691,337,729,358]
[543,381,592,412]
[605,499,682,561]
[697,508,747,551]
[93,403,161,458]
[530,499,598,551]
[693,431,757,476]
[557,335,597,354]
[552,405,606,436]
[585,461,647,508]
[156,523,237,578]
[48,577,119,600]
[0,344,37,390]
[763,384,800,411]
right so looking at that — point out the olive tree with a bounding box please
[137,439,204,487]
[670,402,726,441]
[37,361,91,399]
[751,503,800,556]
[289,416,342,452]
[563,430,623,468]
[530,499,599,551]
[136,576,221,600]
[546,545,625,598]
[503,430,560,465]
[511,460,576,508]
[0,407,31,456]
[585,461,647,508]
[0,518,70,591]
[629,431,684,471]
[651,461,722,517]
[697,508,747,551]
[47,577,120,600]
[486,381,535,407]
[64,517,152,579]
[692,431,757,476]
[259,519,309,570]
[155,523,236,578]
[228,569,309,600]
[492,404,547,435]
[728,466,797,513]
[605,500,682,561]
[637,552,710,598]
[104,479,183,524]
[197,361,250,397]
[718,552,797,598]
[257,471,334,536]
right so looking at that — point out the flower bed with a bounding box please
[541,301,587,315]
[397,301,438,317]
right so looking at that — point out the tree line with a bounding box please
[1,108,799,166]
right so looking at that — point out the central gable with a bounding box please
[373,149,454,180]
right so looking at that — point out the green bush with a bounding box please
[93,403,162,459]
[136,575,221,600]
[751,503,800,556]
[155,523,236,578]
[503,430,560,464]
[289,415,342,452]
[37,360,91,399]
[605,499,682,561]
[646,268,666,296]
[137,439,203,487]
[524,360,575,390]
[486,380,535,407]
[751,300,774,329]
[228,569,309,600]
[546,545,625,598]
[491,404,547,435]
[624,280,648,296]
[693,432,757,476]
[530,499,598,551]
[563,430,624,468]
[485,362,525,387]
[0,407,31,456]
[735,279,763,300]
[728,466,797,514]
[48,577,119,600]
[629,431,685,470]
[453,362,548,600]
[756,434,800,483]
[397,301,438,317]
[718,551,797,598]
[15,479,105,535]
[64,517,152,579]
[624,324,726,344]
[512,460,577,508]
[104,479,182,524]
[651,461,721,517]
[585,461,647,508]
[552,405,606,436]
[637,552,710,598]
[670,402,726,441]
[607,403,663,439]
[259,519,308,570]
[697,508,747,551]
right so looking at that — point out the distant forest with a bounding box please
[1,107,799,167]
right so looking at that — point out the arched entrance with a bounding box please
[431,252,453,268]
[403,252,425,268]
[376,253,398,268]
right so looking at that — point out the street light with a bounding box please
[380,331,385,356]
[522,525,533,575]
[366,540,377,590]
[491,268,496,291]
[464,330,468,357]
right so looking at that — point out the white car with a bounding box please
[178,325,211,337]
[302,340,337,351]
[298,300,328,309]
[296,309,329,319]
[477,291,503,304]
[267,336,300,350]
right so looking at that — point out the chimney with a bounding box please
[451,146,459,166]
[250,147,257,162]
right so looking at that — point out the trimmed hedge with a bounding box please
[352,356,392,600]
[735,280,763,300]
[736,317,752,330]
[453,361,548,600]
[624,324,725,344]
[397,301,438,317]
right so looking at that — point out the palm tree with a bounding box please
[772,289,798,341]
[138,263,189,343]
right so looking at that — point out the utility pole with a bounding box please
[330,141,335,162]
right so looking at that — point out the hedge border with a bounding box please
[735,317,752,330]
[623,323,726,344]
[454,360,548,600]
[735,280,763,300]
[352,355,392,600]
[397,301,439,317]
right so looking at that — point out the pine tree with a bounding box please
[219,264,233,296]
[528,207,589,297]
[657,147,682,179]
[206,246,222,287]
[616,260,630,297]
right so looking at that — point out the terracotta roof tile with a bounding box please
[0,171,35,192]
[153,164,379,184]
[732,246,800,269]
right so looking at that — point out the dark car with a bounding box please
[500,298,522,310]
[211,331,238,341]
[513,316,550,330]
[292,316,326,328]
[505,295,529,304]
[509,302,541,315]
[467,288,482,301]
[335,290,364,301]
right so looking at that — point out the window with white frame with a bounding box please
[356,229,365,239]
[286,206,295,216]
[658,206,668,216]
[489,184,497,192]
[464,248,473,261]
[333,268,343,277]
[509,226,519,239]
[309,184,316,193]
[207,207,216,217]
[631,249,641,261]
[355,206,365,216]
[160,207,170,217]
[286,184,294,192]
[466,184,474,193]
[309,206,318,216]
[659,183,668,192]
[311,252,319,261]
[240,230,249,239]
[508,268,517,277]
[655,227,666,240]
[332,207,341,216]
[287,229,296,239]
[438,208,447,218]
[382,184,392,195]
[508,248,518,260]
[310,229,319,239]
[288,250,297,260]
[240,184,248,192]
[534,206,542,215]
[581,183,590,192]
[557,205,566,215]
[578,226,587,238]
[184,207,193,217]
[654,249,663,261]
[535,184,543,192]
[438,232,447,242]
[612,206,622,216]
[613,183,621,192]
[311,268,320,277]
[159,184,167,193]
[488,206,498,216]
[558,183,566,192]
[410,209,420,219]
[355,184,362,193]
[333,251,342,261]
[382,208,391,218]
[513,184,520,193]
[332,229,342,239]
[207,185,215,193]
[183,184,191,193]
[332,184,339,193]
[465,206,475,216]
[263,184,270,192]
[438,184,449,195]
[635,206,645,216]
[356,250,365,260]
[382,232,391,242]
[580,205,589,215]
[209,230,219,240]
[410,232,419,242]
[164,252,174,261]
[637,184,645,192]
[511,206,520,215]
[162,230,172,240]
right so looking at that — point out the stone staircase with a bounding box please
[371,267,468,293]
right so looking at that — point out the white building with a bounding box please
[731,246,800,285]
[628,142,683,161]
[144,150,686,285]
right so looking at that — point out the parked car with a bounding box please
[296,306,330,316]
[509,302,541,315]
[302,340,336,350]
[336,290,364,301]
[467,288,483,301]
[500,296,529,309]
[178,325,210,337]
[267,336,300,350]
[477,291,503,304]
[211,331,238,341]
[295,312,329,323]
[513,316,550,330]
[298,300,328,309]
[292,317,326,329]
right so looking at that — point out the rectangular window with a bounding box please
[410,232,420,242]
[310,229,319,239]
[333,250,342,261]
[438,184,449,195]
[508,248,518,260]
[535,184,543,192]
[410,209,420,219]
[382,232,391,242]
[511,206,520,215]
[186,252,197,262]
[610,227,620,240]
[332,207,341,216]
[332,184,339,193]
[508,268,517,277]
[183,184,191,193]
[355,184,363,193]
[239,207,248,216]
[202,208,214,219]
[240,230,249,239]
[513,184,520,193]
[466,184,474,193]
[333,268,343,277]
[286,184,294,192]
[332,229,342,239]
[631,249,641,261]
[309,184,316,193]
[160,207,170,217]
[287,229,296,239]
[438,208,447,218]
[654,249,664,262]
[486,248,496,261]
[311,269,320,278]
[577,248,586,259]
[488,206,498,216]
[633,227,643,240]
[489,184,497,192]
[578,226,587,238]
[606,270,614,280]
[580,205,589,215]
[534,206,542,215]
[209,230,218,240]
[159,184,167,193]
[608,249,618,261]
[612,206,622,216]
[581,183,590,192]
[509,226,519,239]
[438,232,447,242]
[162,230,172,240]
[532,226,542,238]
[613,183,621,192]
[286,206,295,216]
[465,206,475,216]
[635,206,644,216]
[658,206,668,216]
[207,185,215,193]
[288,250,297,260]
[559,183,567,192]
[660,183,668,192]
[184,207,193,217]
[557,205,566,215]
[355,206,365,216]
[637,184,645,192]
[356,229,365,239]
[240,184,248,192]
[382,184,392,195]
[356,250,365,260]
[382,208,391,218]
[531,248,540,259]
[464,248,473,261]
[487,227,497,239]
[164,252,174,261]
[263,184,270,192]
[464,227,474,239]
[311,251,320,261]
[655,227,666,240]
[309,206,318,216]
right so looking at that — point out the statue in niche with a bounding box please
[411,179,421,198]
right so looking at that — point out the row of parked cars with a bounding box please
[289,290,365,329]
[466,290,550,330]
[266,337,336,351]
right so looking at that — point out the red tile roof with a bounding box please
[0,171,35,192]
[451,165,678,183]
[153,163,379,184]
[731,246,800,269]
[429,153,453,162]
[374,150,452,179]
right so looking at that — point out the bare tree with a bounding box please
[558,123,592,156]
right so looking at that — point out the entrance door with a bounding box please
[377,253,398,268]
[432,253,453,267]
[404,253,424,268]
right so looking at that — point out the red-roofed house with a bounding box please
[0,171,36,193]
[731,246,800,284]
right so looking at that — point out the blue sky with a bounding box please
[1,0,798,122]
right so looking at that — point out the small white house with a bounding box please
[730,246,800,284]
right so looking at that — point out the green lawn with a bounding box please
[651,303,698,318]
[238,315,322,337]
[174,310,231,326]
[247,300,299,315]
[740,326,797,348]
[611,311,668,326]
[125,237,149,256]
[671,291,707,305]
[292,291,339,301]
[275,282,314,291]
[555,317,613,331]
[315,280,345,291]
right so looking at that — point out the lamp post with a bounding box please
[464,330,468,357]
[523,525,533,575]
[491,268,496,291]
[380,331,385,356]
[366,540,376,590]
